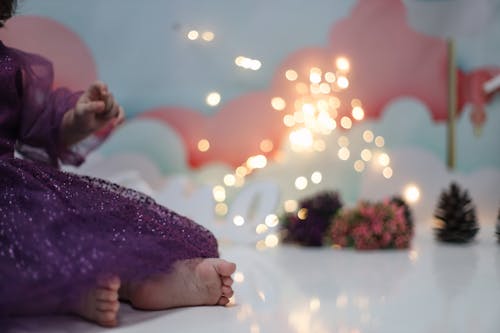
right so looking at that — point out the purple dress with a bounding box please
[0,41,218,317]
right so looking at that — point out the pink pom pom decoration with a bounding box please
[330,200,412,250]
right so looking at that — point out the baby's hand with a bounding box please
[74,81,125,133]
[61,81,125,147]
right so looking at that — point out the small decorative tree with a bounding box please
[434,182,479,243]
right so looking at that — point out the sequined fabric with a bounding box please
[0,41,219,317]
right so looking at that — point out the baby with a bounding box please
[0,0,236,327]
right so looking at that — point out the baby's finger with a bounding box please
[101,93,118,117]
[75,100,106,116]
[86,81,108,101]
[109,107,125,128]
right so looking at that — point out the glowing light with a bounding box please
[375,136,385,147]
[363,130,374,143]
[297,208,308,220]
[338,147,350,160]
[319,82,331,94]
[378,153,390,167]
[336,57,350,72]
[206,92,221,106]
[302,103,315,115]
[251,323,260,333]
[294,110,305,123]
[264,234,279,248]
[288,310,312,333]
[295,176,308,190]
[283,115,295,127]
[340,116,352,129]
[361,149,372,161]
[260,139,274,152]
[223,174,236,186]
[317,111,335,131]
[352,106,365,120]
[311,171,322,184]
[249,60,262,70]
[271,97,286,111]
[409,250,419,262]
[309,83,321,95]
[329,96,341,108]
[234,272,245,283]
[295,82,308,94]
[235,166,248,177]
[403,184,421,203]
[337,76,349,89]
[187,30,199,40]
[383,167,393,179]
[337,136,349,147]
[284,200,298,212]
[212,185,226,202]
[285,69,298,81]
[325,72,336,83]
[265,214,279,228]
[215,203,228,216]
[235,56,261,70]
[256,241,266,251]
[247,155,267,169]
[233,215,245,226]
[316,99,328,111]
[256,224,268,234]
[201,31,215,41]
[234,56,245,67]
[257,290,266,302]
[351,98,362,108]
[309,298,321,312]
[289,128,313,150]
[197,139,210,152]
[309,67,322,84]
[354,160,365,172]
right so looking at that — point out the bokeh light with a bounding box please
[197,139,210,152]
[295,176,308,190]
[201,31,215,41]
[206,92,221,106]
[403,183,421,203]
[187,30,199,40]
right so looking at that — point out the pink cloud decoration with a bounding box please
[0,15,98,91]
[145,0,499,169]
[140,91,284,168]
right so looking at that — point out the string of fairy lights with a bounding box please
[184,28,421,249]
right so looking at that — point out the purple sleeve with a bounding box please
[14,48,90,167]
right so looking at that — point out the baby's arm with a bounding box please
[60,81,124,148]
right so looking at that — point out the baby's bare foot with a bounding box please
[72,275,121,327]
[125,258,236,310]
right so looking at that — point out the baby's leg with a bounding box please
[121,258,236,310]
[71,275,121,327]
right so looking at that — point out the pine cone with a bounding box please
[434,182,479,243]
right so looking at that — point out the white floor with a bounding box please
[2,226,499,333]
